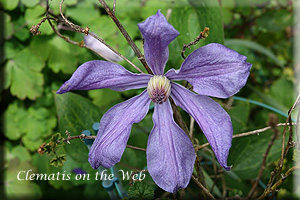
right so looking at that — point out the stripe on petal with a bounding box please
[147,100,196,193]
[138,10,179,75]
[165,43,251,98]
[171,83,232,170]
[88,90,151,169]
[57,60,151,94]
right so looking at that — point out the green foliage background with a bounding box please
[1,0,298,199]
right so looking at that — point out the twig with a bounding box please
[98,0,153,74]
[30,16,57,35]
[257,166,300,200]
[246,114,280,199]
[181,27,209,59]
[62,133,146,152]
[191,175,215,199]
[260,93,300,198]
[126,144,146,152]
[194,122,298,151]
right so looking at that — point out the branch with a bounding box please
[191,175,215,199]
[98,0,153,74]
[257,166,300,200]
[246,114,280,199]
[62,133,146,152]
[181,27,209,59]
[194,122,298,151]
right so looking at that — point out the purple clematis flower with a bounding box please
[57,10,251,193]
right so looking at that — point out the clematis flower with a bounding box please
[57,10,251,193]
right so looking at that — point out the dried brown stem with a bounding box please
[246,114,280,199]
[191,175,215,199]
[257,166,300,200]
[181,27,209,59]
[194,122,298,151]
[260,93,300,198]
[62,133,146,152]
[98,0,153,74]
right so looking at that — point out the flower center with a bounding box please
[147,75,171,104]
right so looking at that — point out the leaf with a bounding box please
[13,16,30,41]
[4,12,13,39]
[228,131,282,179]
[0,0,19,11]
[50,154,67,167]
[268,77,294,109]
[54,92,102,163]
[170,0,224,58]
[4,102,27,140]
[227,101,250,133]
[128,181,154,200]
[188,0,224,44]
[203,170,222,197]
[10,146,32,162]
[6,48,45,100]
[48,36,78,74]
[5,158,42,199]
[24,5,45,28]
[88,88,121,110]
[22,134,44,152]
[225,39,285,69]
[21,0,40,7]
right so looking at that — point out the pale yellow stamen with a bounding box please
[147,75,171,104]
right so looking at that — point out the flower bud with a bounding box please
[147,75,171,104]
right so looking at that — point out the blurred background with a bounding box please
[1,0,298,199]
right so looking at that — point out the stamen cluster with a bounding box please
[147,75,171,104]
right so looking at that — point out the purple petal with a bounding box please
[165,43,251,98]
[84,34,123,62]
[147,100,196,193]
[57,60,152,94]
[89,90,151,169]
[171,83,232,170]
[138,10,179,75]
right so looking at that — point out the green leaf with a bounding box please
[0,0,19,11]
[50,154,67,167]
[128,181,154,200]
[48,36,78,74]
[54,92,102,163]
[22,134,44,152]
[268,77,294,109]
[13,16,30,41]
[4,12,13,39]
[293,149,300,165]
[170,0,224,57]
[188,0,224,45]
[66,2,101,25]
[10,146,32,162]
[88,88,121,110]
[203,170,222,197]
[6,48,45,100]
[4,102,27,140]
[227,101,250,133]
[5,159,42,199]
[21,0,40,7]
[24,5,45,28]
[225,39,285,69]
[228,131,282,179]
